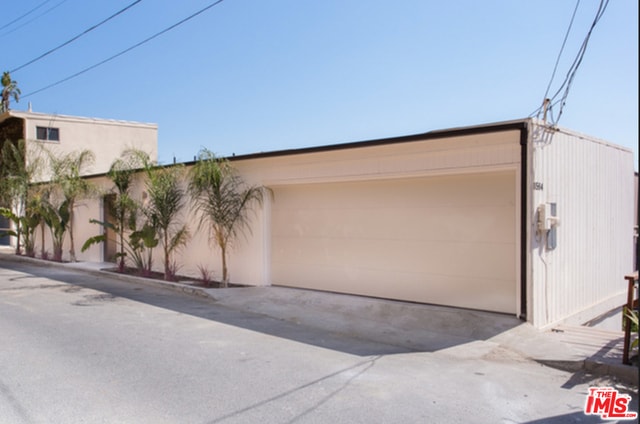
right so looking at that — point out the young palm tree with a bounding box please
[49,149,95,262]
[18,191,44,257]
[188,148,267,285]
[107,149,146,271]
[141,158,189,281]
[42,198,70,262]
[82,149,158,275]
[29,185,52,258]
[1,71,20,112]
[0,139,41,254]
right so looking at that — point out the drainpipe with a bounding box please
[519,121,530,321]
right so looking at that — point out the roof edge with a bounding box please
[0,110,157,129]
[187,118,531,165]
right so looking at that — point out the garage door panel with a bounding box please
[273,237,514,281]
[273,261,514,313]
[271,172,516,313]
[276,174,514,209]
[394,173,514,206]
[272,205,514,243]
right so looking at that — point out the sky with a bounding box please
[3,0,638,166]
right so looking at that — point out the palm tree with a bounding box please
[48,149,95,262]
[82,149,146,272]
[0,139,41,254]
[1,71,20,113]
[42,198,70,262]
[102,149,143,271]
[18,190,44,257]
[188,148,268,285]
[29,185,52,258]
[139,154,189,281]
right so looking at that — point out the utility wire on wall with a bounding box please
[22,0,226,99]
[11,0,145,73]
[531,0,610,126]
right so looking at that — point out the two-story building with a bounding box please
[0,110,158,245]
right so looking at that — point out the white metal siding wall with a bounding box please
[530,125,635,327]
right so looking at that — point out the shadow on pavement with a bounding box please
[0,257,522,357]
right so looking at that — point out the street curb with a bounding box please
[0,252,216,300]
[584,359,639,386]
[82,267,215,300]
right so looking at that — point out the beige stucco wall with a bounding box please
[110,129,513,288]
[231,129,522,291]
[62,169,261,286]
[12,112,158,182]
[69,128,521,290]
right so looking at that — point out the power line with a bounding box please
[542,0,581,104]
[531,0,610,125]
[22,0,226,99]
[0,0,53,31]
[552,0,609,125]
[0,0,69,39]
[11,0,144,73]
[531,1,581,119]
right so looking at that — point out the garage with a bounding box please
[271,171,517,314]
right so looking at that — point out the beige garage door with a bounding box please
[271,171,516,313]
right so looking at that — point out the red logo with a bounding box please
[584,387,637,420]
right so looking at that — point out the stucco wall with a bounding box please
[69,128,522,290]
[69,167,268,286]
[16,112,158,182]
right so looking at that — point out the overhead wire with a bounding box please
[22,0,226,99]
[530,0,581,119]
[541,0,581,107]
[11,0,144,73]
[0,0,53,31]
[552,0,609,125]
[530,0,610,125]
[0,0,70,39]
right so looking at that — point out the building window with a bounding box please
[36,126,60,141]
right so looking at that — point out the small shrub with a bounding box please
[623,306,639,332]
[623,307,639,357]
[197,264,215,287]
[167,261,182,282]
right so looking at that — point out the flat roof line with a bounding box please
[193,119,531,165]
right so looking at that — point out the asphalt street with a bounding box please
[0,260,637,423]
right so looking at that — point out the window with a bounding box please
[36,126,60,141]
